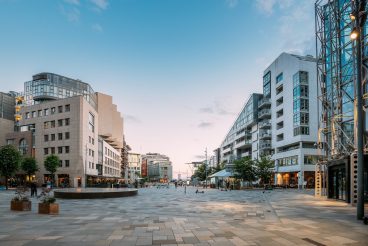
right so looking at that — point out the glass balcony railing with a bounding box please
[258,98,271,108]
[259,109,271,118]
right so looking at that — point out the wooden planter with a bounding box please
[11,200,31,211]
[38,203,59,215]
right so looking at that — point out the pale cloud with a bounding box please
[226,0,239,8]
[125,114,141,123]
[198,122,213,128]
[60,5,80,22]
[199,107,214,114]
[64,0,79,5]
[255,0,315,56]
[199,101,236,116]
[90,0,109,10]
[92,23,103,32]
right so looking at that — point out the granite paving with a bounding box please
[0,186,367,245]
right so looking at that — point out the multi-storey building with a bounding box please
[218,93,263,171]
[268,53,320,188]
[216,53,320,188]
[127,153,142,182]
[0,92,16,146]
[315,0,368,203]
[142,153,173,181]
[2,73,124,187]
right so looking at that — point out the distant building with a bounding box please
[127,153,142,182]
[142,153,173,181]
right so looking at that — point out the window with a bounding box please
[276,97,283,106]
[276,133,284,142]
[32,111,36,118]
[44,135,49,142]
[51,147,55,154]
[19,139,28,155]
[276,109,283,118]
[51,134,55,141]
[92,138,94,145]
[88,112,95,132]
[65,146,70,153]
[44,148,49,155]
[51,107,56,114]
[58,133,63,140]
[58,119,63,127]
[58,147,63,154]
[38,110,43,117]
[276,84,283,95]
[44,122,48,129]
[65,104,70,112]
[65,160,70,167]
[58,106,63,113]
[276,72,283,83]
[51,121,55,128]
[44,109,49,116]
[6,139,14,145]
[65,118,70,126]
[65,132,70,139]
[293,126,310,136]
[263,71,271,96]
[59,160,62,167]
[25,112,30,119]
[89,136,91,143]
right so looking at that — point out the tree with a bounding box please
[210,161,226,175]
[21,157,39,181]
[44,155,59,185]
[255,156,274,185]
[233,157,256,187]
[0,145,22,190]
[192,163,207,181]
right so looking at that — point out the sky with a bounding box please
[0,0,315,178]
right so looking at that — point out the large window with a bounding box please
[19,139,28,155]
[88,112,95,133]
[276,72,283,84]
[293,71,310,136]
[263,71,271,97]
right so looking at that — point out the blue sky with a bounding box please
[0,0,315,178]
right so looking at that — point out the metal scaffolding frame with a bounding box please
[315,0,368,199]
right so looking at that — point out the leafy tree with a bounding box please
[44,155,59,185]
[255,156,274,185]
[21,157,39,181]
[192,163,207,181]
[233,157,256,187]
[0,145,22,190]
[210,161,226,175]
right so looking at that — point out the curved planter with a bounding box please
[38,203,59,215]
[11,200,31,211]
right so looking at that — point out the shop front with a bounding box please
[327,158,350,202]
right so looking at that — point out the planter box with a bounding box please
[11,200,31,211]
[38,203,59,215]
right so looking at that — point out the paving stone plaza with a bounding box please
[0,186,367,246]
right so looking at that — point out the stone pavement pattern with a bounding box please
[0,186,367,245]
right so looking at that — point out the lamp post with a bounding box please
[205,148,208,189]
[350,0,366,220]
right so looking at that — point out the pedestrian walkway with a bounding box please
[0,186,367,245]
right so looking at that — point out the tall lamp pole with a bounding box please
[205,148,208,189]
[350,0,366,220]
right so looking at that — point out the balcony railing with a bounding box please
[259,109,271,119]
[235,139,252,148]
[259,143,271,149]
[259,121,271,129]
[258,98,271,108]
[259,132,271,140]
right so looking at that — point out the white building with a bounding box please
[127,153,142,182]
[265,53,320,188]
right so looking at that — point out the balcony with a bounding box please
[235,139,252,149]
[259,132,271,140]
[259,143,272,150]
[258,109,271,119]
[259,121,271,129]
[258,97,271,108]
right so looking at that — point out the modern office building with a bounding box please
[2,73,124,187]
[218,93,263,172]
[268,53,320,188]
[143,153,173,181]
[127,153,142,182]
[315,0,368,203]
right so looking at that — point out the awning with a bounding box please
[208,169,233,178]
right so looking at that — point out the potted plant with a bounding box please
[11,187,31,211]
[38,188,59,215]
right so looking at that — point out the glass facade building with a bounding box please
[0,92,15,120]
[316,0,367,202]
[24,73,97,109]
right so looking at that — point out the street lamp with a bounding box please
[350,0,366,220]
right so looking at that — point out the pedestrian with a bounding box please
[30,182,37,197]
[174,181,177,189]
[226,180,230,191]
